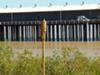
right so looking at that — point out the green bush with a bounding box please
[0,46,100,75]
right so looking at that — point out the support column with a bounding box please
[8,26,11,41]
[94,24,96,41]
[72,25,74,41]
[48,25,51,41]
[23,26,25,41]
[67,25,69,41]
[59,24,61,41]
[36,25,38,41]
[19,26,22,41]
[32,26,35,41]
[87,23,89,41]
[65,25,67,41]
[79,25,82,41]
[60,25,63,41]
[46,25,48,41]
[52,25,55,41]
[98,24,100,40]
[90,24,93,41]
[27,26,29,41]
[26,26,28,41]
[50,25,52,41]
[97,24,99,41]
[31,26,34,41]
[71,25,73,41]
[77,24,80,41]
[56,24,59,41]
[49,25,52,41]
[34,25,36,41]
[63,25,65,41]
[25,26,27,41]
[4,26,6,41]
[74,24,76,41]
[29,26,31,41]
[54,25,57,41]
[82,24,84,41]
[30,26,32,41]
[9,26,11,41]
[11,26,13,41]
[14,26,16,41]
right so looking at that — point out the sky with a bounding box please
[0,0,99,8]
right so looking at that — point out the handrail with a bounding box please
[0,19,100,25]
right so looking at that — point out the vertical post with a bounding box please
[23,26,25,41]
[41,19,47,75]
[67,25,69,41]
[19,26,22,41]
[4,26,6,41]
[87,23,89,41]
[74,24,76,41]
[94,24,96,41]
[90,24,93,41]
[82,24,84,41]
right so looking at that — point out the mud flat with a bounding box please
[0,41,100,57]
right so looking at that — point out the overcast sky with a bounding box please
[0,0,99,8]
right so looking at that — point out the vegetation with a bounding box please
[0,46,100,75]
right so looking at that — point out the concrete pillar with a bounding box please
[48,25,51,41]
[90,24,93,41]
[74,24,76,41]
[29,26,31,41]
[98,24,100,40]
[4,26,6,41]
[56,25,59,41]
[71,25,74,41]
[34,25,37,41]
[31,26,34,41]
[36,25,39,41]
[12,26,14,41]
[97,24,99,41]
[54,25,57,41]
[94,24,96,41]
[30,26,32,41]
[53,25,55,41]
[60,25,63,41]
[81,24,84,41]
[32,26,35,41]
[59,24,61,41]
[63,25,65,41]
[23,26,25,41]
[69,25,71,41]
[25,26,27,41]
[67,25,69,41]
[14,26,16,41]
[72,25,74,41]
[19,26,22,41]
[77,24,80,41]
[86,23,89,41]
[8,26,11,41]
[50,25,52,41]
[79,25,82,41]
[65,25,67,41]
[52,25,55,41]
[27,26,29,41]
[46,25,48,41]
[28,26,30,41]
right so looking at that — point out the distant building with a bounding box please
[0,4,100,41]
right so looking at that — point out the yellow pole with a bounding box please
[41,19,47,75]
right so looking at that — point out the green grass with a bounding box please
[0,45,100,75]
